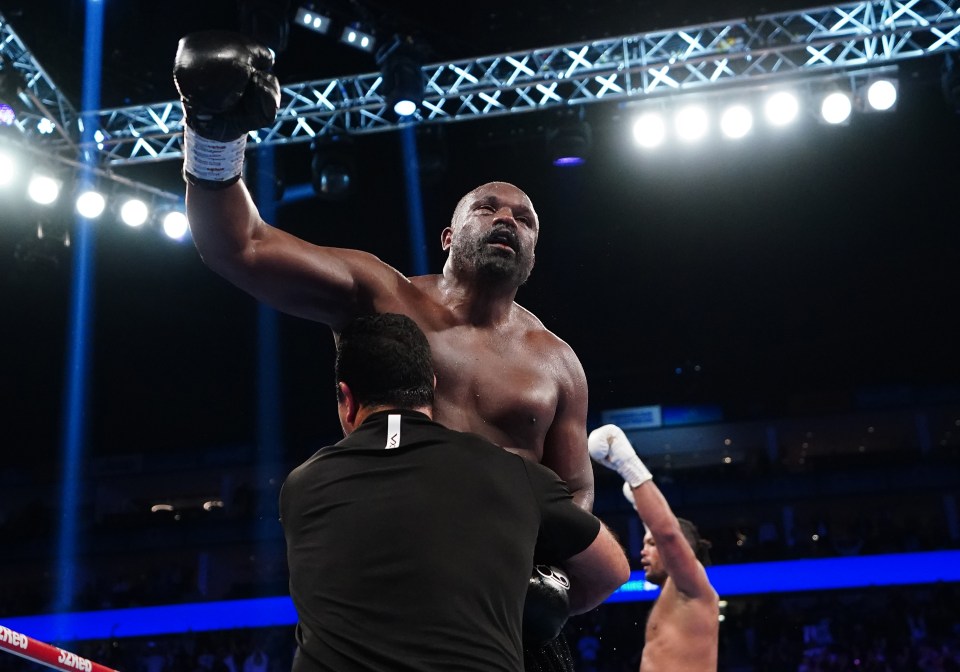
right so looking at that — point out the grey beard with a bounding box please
[453,244,533,286]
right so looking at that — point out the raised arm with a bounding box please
[174,31,404,329]
[588,424,713,599]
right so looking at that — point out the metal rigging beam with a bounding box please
[85,0,960,166]
[4,0,960,171]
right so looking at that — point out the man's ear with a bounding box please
[441,227,452,251]
[338,381,360,427]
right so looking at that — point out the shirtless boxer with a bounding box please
[588,424,719,672]
[173,30,596,671]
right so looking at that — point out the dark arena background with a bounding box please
[2,0,959,670]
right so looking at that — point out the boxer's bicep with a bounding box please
[542,345,593,510]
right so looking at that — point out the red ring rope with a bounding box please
[0,625,120,672]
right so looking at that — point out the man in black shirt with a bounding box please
[279,314,629,672]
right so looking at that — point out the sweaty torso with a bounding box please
[640,580,719,672]
[378,275,565,462]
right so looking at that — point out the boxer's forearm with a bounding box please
[187,180,263,266]
[563,523,630,614]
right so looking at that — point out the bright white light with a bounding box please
[27,174,61,205]
[76,190,106,218]
[162,211,189,240]
[0,151,15,186]
[632,112,666,149]
[720,105,753,139]
[765,91,799,126]
[120,198,149,227]
[295,7,330,34]
[37,118,56,134]
[674,105,709,143]
[394,99,417,117]
[346,31,357,43]
[866,79,897,111]
[821,92,852,124]
[360,36,371,49]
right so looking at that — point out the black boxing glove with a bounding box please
[173,30,281,189]
[522,564,571,649]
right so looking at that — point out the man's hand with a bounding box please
[173,30,280,188]
[587,424,653,488]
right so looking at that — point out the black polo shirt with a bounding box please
[279,410,601,672]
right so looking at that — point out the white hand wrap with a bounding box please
[587,424,653,488]
[183,125,247,183]
[622,481,638,512]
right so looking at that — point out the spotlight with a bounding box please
[820,91,852,125]
[120,197,149,227]
[162,211,189,240]
[675,104,709,143]
[865,78,897,112]
[632,112,666,149]
[0,103,15,126]
[764,91,800,127]
[546,118,592,167]
[0,53,28,118]
[340,25,375,53]
[719,104,753,139]
[75,189,106,219]
[27,174,61,205]
[376,37,425,117]
[311,134,357,200]
[294,6,331,35]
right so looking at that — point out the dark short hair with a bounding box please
[678,518,712,567]
[335,313,434,409]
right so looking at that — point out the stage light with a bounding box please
[75,190,106,219]
[675,104,709,143]
[632,112,667,149]
[294,7,331,35]
[340,25,375,53]
[720,104,753,139]
[162,211,189,240]
[0,53,28,119]
[376,37,424,117]
[821,91,852,124]
[27,174,61,205]
[764,91,799,126]
[866,79,897,111]
[0,150,15,186]
[120,197,149,227]
[0,102,15,126]
[547,117,592,166]
[311,134,356,200]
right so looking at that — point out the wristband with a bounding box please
[183,125,247,187]
[618,457,653,489]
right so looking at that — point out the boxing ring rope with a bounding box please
[0,625,120,672]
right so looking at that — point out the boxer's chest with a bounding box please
[428,328,559,455]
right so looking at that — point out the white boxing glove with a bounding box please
[587,424,653,488]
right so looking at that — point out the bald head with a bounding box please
[443,181,539,287]
[452,182,537,228]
